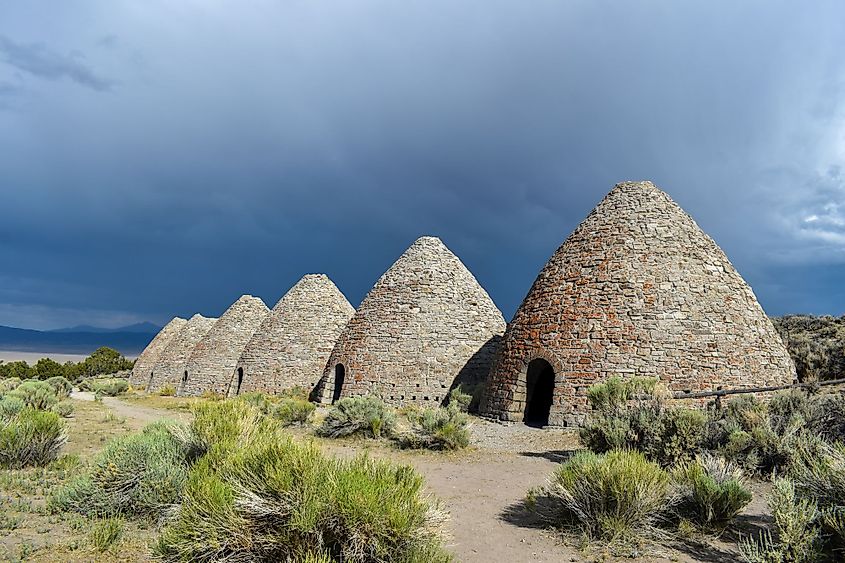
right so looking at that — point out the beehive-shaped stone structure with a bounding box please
[148,314,216,393]
[179,295,269,397]
[481,181,796,427]
[233,274,354,396]
[315,236,506,406]
[129,317,187,388]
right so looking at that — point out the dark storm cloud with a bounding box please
[0,35,111,91]
[0,0,843,329]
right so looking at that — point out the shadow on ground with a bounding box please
[518,449,577,463]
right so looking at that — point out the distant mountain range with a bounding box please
[0,323,160,356]
[49,322,160,334]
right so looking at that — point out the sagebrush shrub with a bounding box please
[0,408,66,468]
[790,440,845,549]
[672,453,752,528]
[45,376,72,399]
[317,396,396,439]
[0,377,21,395]
[272,398,315,426]
[397,406,470,451]
[51,401,75,418]
[740,478,821,563]
[50,421,189,517]
[93,379,129,396]
[6,380,59,410]
[580,402,706,466]
[0,396,25,419]
[533,449,671,543]
[804,393,845,442]
[586,376,660,413]
[446,386,472,413]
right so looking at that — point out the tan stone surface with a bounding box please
[179,295,269,396]
[128,317,187,388]
[315,236,506,407]
[481,181,796,426]
[234,274,354,396]
[148,314,216,392]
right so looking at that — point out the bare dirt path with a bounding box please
[70,391,190,429]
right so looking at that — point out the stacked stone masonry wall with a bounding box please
[315,236,506,407]
[148,314,216,393]
[129,317,186,387]
[481,181,796,427]
[180,295,269,397]
[235,274,354,396]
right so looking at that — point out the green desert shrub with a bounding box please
[90,378,129,396]
[0,396,25,419]
[580,377,706,466]
[0,408,66,468]
[586,376,660,413]
[272,398,315,426]
[176,399,280,463]
[672,453,752,529]
[89,515,124,552]
[804,393,845,442]
[396,407,471,451]
[45,375,72,399]
[277,385,310,401]
[6,380,59,410]
[740,478,821,563]
[790,440,845,549]
[154,430,450,562]
[317,396,396,439]
[158,385,176,397]
[530,449,671,544]
[50,421,190,518]
[51,401,75,418]
[236,391,275,414]
[0,377,22,395]
[445,385,474,413]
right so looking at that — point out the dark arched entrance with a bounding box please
[523,358,554,427]
[147,371,154,391]
[331,364,345,404]
[235,368,244,396]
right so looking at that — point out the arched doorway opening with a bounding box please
[235,368,244,396]
[147,371,154,391]
[523,358,554,427]
[331,364,345,404]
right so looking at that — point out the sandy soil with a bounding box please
[75,396,771,563]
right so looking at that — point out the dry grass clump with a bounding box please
[89,515,125,552]
[529,449,672,545]
[317,396,396,439]
[0,408,67,468]
[158,385,176,396]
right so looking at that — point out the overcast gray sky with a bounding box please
[0,1,843,329]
